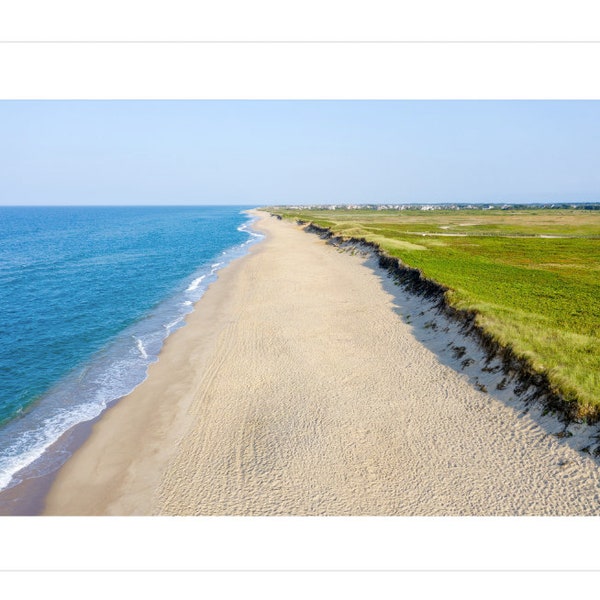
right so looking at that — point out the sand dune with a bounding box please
[44,211,600,515]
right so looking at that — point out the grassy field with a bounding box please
[268,208,600,419]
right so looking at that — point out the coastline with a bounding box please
[41,212,267,515]
[43,210,600,515]
[0,209,260,516]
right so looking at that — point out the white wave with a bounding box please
[238,223,262,238]
[164,316,184,331]
[186,275,206,291]
[0,402,104,491]
[134,336,148,359]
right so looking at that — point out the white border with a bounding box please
[1,1,599,42]
[4,517,600,570]
[1,42,600,99]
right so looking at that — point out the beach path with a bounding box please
[44,211,600,515]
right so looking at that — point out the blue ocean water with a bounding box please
[0,206,261,491]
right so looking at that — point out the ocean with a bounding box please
[0,205,260,494]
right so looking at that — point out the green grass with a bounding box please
[267,208,600,418]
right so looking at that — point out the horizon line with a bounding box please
[2,201,599,208]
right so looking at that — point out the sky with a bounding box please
[1,100,599,206]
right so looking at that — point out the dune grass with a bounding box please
[268,208,600,418]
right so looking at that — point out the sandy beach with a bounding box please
[43,210,600,515]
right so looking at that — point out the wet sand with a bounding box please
[43,210,600,515]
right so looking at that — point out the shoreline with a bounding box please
[0,211,261,515]
[0,417,98,516]
[43,210,600,515]
[41,211,268,515]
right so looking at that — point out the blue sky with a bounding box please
[1,100,599,205]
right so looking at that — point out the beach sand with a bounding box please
[43,210,600,515]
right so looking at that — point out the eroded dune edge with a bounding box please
[301,219,600,430]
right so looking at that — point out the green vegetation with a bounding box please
[268,208,600,418]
